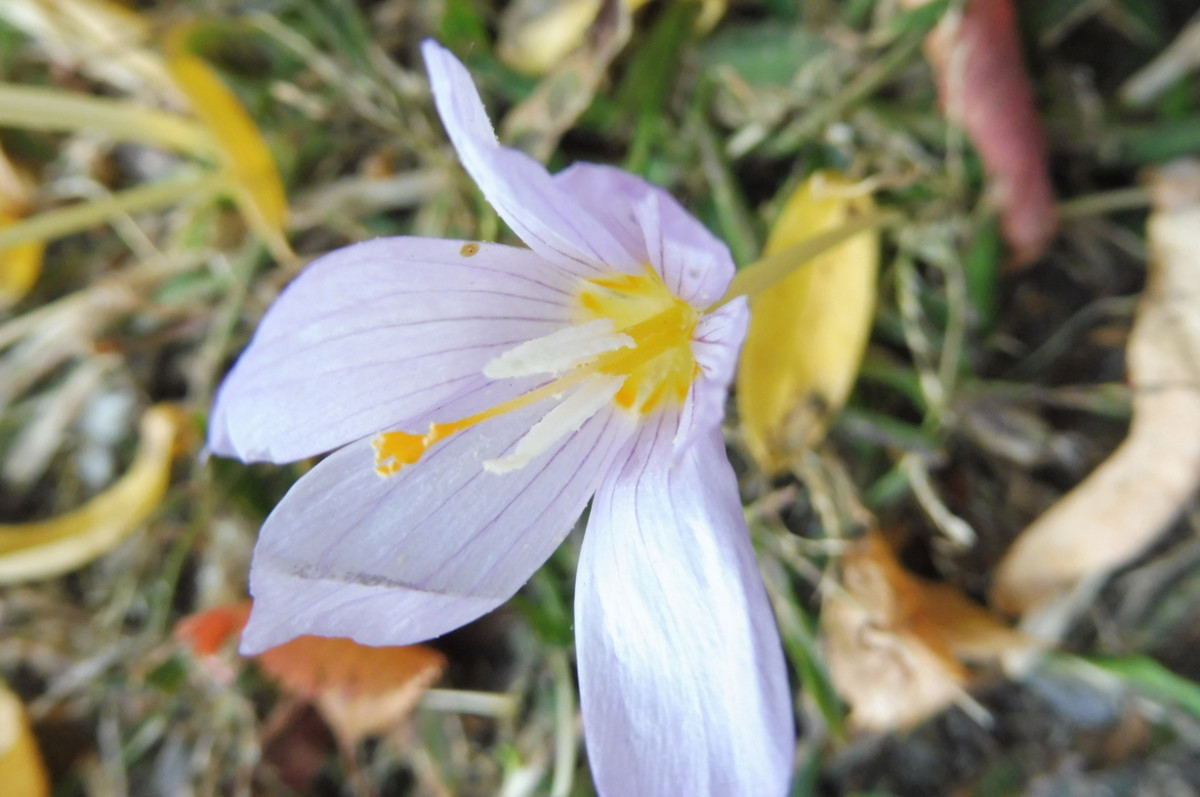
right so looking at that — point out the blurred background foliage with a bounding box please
[3,0,1200,795]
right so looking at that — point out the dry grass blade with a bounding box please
[165,27,293,264]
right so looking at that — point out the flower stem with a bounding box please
[0,85,214,155]
[0,171,226,251]
[718,209,903,306]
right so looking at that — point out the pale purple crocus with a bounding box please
[209,40,793,796]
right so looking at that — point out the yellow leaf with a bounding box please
[0,404,181,584]
[0,681,49,797]
[165,27,291,261]
[497,0,724,75]
[736,172,879,471]
[0,150,44,307]
[992,161,1200,618]
[498,0,604,75]
[0,209,44,308]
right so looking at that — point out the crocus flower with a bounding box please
[209,40,793,796]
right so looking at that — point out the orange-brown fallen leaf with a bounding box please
[992,161,1200,617]
[824,532,1033,731]
[177,601,447,748]
[903,0,1058,267]
[175,601,253,656]
[262,637,446,747]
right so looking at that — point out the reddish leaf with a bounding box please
[909,0,1058,267]
[175,601,252,656]
[177,602,448,747]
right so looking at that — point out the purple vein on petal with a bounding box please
[456,407,623,581]
[238,336,534,388]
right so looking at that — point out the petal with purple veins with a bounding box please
[241,396,639,653]
[554,162,736,307]
[209,237,575,463]
[422,41,639,276]
[676,296,749,449]
[576,417,794,797]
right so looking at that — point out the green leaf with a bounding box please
[1086,655,1200,719]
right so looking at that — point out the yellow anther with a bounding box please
[577,267,699,414]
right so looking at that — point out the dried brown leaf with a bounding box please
[992,161,1200,616]
[825,532,1032,731]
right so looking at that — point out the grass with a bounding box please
[2,0,1199,795]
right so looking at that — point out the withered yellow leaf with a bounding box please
[0,404,181,584]
[0,682,49,797]
[0,208,44,308]
[165,28,291,261]
[992,161,1200,617]
[736,172,878,471]
[0,151,43,307]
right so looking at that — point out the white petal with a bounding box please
[575,418,794,797]
[241,396,639,653]
[422,41,639,276]
[555,163,737,307]
[209,238,573,463]
[676,296,750,450]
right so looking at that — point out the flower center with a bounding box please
[576,268,700,414]
[373,267,699,477]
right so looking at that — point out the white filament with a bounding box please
[483,319,633,379]
[484,374,625,474]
